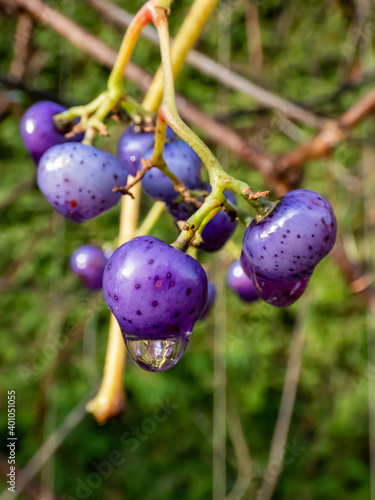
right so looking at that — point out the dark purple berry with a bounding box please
[252,272,311,307]
[167,186,237,252]
[37,143,127,222]
[240,251,310,307]
[199,281,216,319]
[242,189,337,282]
[20,101,83,164]
[70,245,107,290]
[142,140,203,203]
[227,260,258,303]
[103,236,208,371]
[117,124,176,177]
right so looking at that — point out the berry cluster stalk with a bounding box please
[152,9,274,250]
[87,0,219,424]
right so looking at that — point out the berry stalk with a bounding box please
[54,0,166,144]
[153,9,275,250]
[87,0,220,424]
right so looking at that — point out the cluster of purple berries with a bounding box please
[20,101,337,373]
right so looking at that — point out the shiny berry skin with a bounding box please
[142,140,203,203]
[20,101,83,164]
[70,245,107,290]
[199,281,216,319]
[103,236,208,371]
[37,143,127,222]
[227,260,258,303]
[240,251,310,307]
[242,189,337,282]
[167,187,237,252]
[117,124,176,177]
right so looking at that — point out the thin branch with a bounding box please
[2,0,273,182]
[226,397,253,500]
[0,455,61,500]
[0,76,69,105]
[255,306,309,500]
[0,174,36,213]
[0,397,89,500]
[9,11,33,81]
[84,0,325,128]
[275,86,375,190]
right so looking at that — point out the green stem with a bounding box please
[54,1,159,143]
[154,10,274,249]
[136,201,166,236]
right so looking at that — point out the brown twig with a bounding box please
[9,11,33,81]
[1,0,275,183]
[113,158,154,197]
[245,187,270,200]
[275,87,375,188]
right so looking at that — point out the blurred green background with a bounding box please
[0,0,373,499]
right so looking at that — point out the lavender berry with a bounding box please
[227,260,258,303]
[70,245,107,290]
[199,281,216,319]
[242,189,337,282]
[103,236,208,372]
[37,143,127,222]
[142,140,203,203]
[118,123,176,176]
[20,101,83,164]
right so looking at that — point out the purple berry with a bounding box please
[70,245,107,290]
[227,260,258,303]
[242,189,337,282]
[117,124,176,177]
[199,281,216,319]
[167,186,237,252]
[20,101,83,164]
[37,143,127,222]
[103,236,208,372]
[142,140,203,203]
[241,250,310,307]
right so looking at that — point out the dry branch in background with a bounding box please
[0,455,61,500]
[84,0,324,128]
[255,308,308,500]
[9,11,33,81]
[276,87,375,191]
[3,0,375,198]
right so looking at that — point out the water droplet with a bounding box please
[124,334,189,372]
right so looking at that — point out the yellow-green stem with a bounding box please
[143,0,219,111]
[88,0,219,425]
[136,201,166,236]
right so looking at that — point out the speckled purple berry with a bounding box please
[70,245,107,290]
[117,124,176,177]
[20,101,83,164]
[142,140,203,203]
[242,189,337,282]
[103,236,208,371]
[37,143,127,222]
[199,281,216,319]
[227,260,258,303]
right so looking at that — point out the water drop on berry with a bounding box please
[124,334,189,372]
